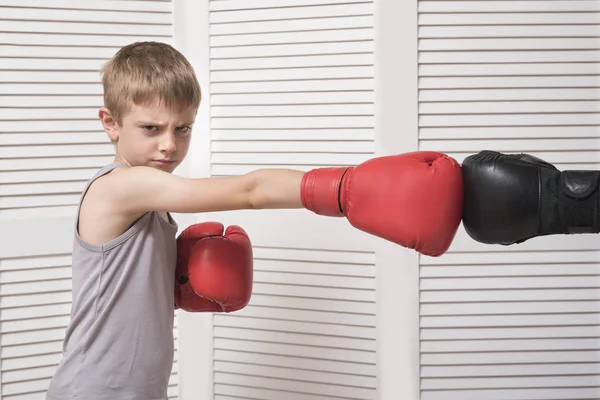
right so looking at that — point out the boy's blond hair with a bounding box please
[101,41,201,124]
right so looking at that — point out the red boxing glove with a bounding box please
[301,151,463,257]
[174,222,253,312]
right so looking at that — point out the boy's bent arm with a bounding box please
[109,166,305,215]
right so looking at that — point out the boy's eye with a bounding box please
[176,126,191,133]
[143,125,158,132]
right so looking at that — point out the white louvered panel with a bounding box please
[0,0,173,219]
[0,254,72,399]
[418,1,600,399]
[209,0,375,177]
[206,2,377,398]
[0,253,179,399]
[0,1,179,398]
[213,246,376,400]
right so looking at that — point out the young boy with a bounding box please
[46,41,462,399]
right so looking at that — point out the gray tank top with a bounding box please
[47,163,178,400]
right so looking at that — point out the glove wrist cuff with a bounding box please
[301,167,350,217]
[559,170,600,234]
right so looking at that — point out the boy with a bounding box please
[46,41,462,399]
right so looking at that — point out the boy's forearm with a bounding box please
[246,169,305,209]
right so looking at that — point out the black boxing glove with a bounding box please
[462,150,600,245]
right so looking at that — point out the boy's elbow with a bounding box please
[242,172,261,209]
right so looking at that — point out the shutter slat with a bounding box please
[214,327,376,351]
[214,372,376,400]
[210,15,373,35]
[210,0,369,11]
[211,53,373,70]
[249,294,375,314]
[212,141,373,153]
[0,144,114,158]
[421,313,600,328]
[0,107,99,119]
[2,327,67,346]
[1,84,102,96]
[214,361,376,388]
[2,353,62,371]
[422,337,600,352]
[212,129,373,141]
[0,45,130,59]
[210,4,373,23]
[420,76,600,89]
[211,41,373,59]
[214,384,338,400]
[419,63,600,77]
[214,338,376,361]
[420,38,600,51]
[215,349,376,376]
[419,50,600,64]
[421,363,600,378]
[211,116,374,129]
[0,133,106,146]
[211,91,374,106]
[1,267,71,284]
[419,88,600,102]
[211,104,374,117]
[0,20,171,35]
[420,113,600,126]
[239,282,373,302]
[211,153,371,168]
[420,126,600,140]
[2,7,170,24]
[419,13,599,25]
[0,33,171,47]
[211,66,374,83]
[0,157,113,171]
[420,138,598,152]
[421,264,600,278]
[0,0,171,12]
[419,1,599,13]
[422,376,600,390]
[0,96,102,108]
[210,28,373,47]
[420,101,600,114]
[421,326,600,340]
[420,24,600,38]
[232,305,376,326]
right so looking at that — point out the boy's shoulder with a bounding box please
[84,164,128,203]
[78,165,145,246]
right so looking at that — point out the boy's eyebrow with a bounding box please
[135,120,195,126]
[136,119,163,125]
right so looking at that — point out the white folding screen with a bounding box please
[417,1,600,399]
[0,1,180,398]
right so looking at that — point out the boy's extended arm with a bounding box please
[107,151,465,257]
[109,166,305,215]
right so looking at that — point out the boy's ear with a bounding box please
[99,107,119,142]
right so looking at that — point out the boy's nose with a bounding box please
[159,133,176,153]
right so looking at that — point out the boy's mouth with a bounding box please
[153,159,176,166]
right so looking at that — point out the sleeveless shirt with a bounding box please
[46,163,178,400]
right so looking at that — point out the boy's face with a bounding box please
[100,99,196,173]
